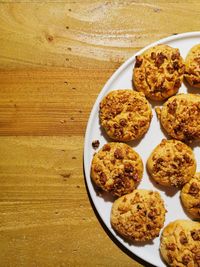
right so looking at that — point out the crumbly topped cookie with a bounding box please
[133,44,185,101]
[158,93,200,142]
[99,89,152,142]
[147,139,196,187]
[91,142,143,197]
[185,44,200,88]
[181,173,200,219]
[160,220,200,267]
[111,189,166,241]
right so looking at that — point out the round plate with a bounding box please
[84,32,200,267]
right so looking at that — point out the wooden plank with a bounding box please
[0,2,199,70]
[0,136,140,267]
[0,69,113,135]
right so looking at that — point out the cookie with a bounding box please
[133,44,185,101]
[91,142,143,197]
[157,93,200,142]
[185,44,200,88]
[160,220,200,267]
[147,139,196,187]
[111,189,166,242]
[99,89,152,142]
[181,173,200,220]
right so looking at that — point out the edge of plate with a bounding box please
[83,31,200,267]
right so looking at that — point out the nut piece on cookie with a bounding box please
[99,89,152,142]
[185,44,200,88]
[159,93,200,142]
[133,44,185,101]
[91,142,143,197]
[181,173,200,219]
[147,139,196,187]
[160,220,200,267]
[111,189,166,242]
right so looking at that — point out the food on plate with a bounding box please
[160,220,200,267]
[91,142,143,197]
[87,37,200,266]
[92,139,100,149]
[111,189,166,242]
[185,44,200,88]
[147,139,196,187]
[181,173,200,220]
[99,89,152,142]
[156,93,200,142]
[133,44,185,101]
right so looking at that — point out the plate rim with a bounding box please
[83,31,200,267]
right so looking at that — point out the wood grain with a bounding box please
[0,136,140,267]
[0,1,200,70]
[0,1,200,267]
[0,69,112,135]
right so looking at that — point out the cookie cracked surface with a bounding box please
[185,44,200,88]
[99,89,152,142]
[91,142,143,197]
[160,220,200,267]
[158,93,200,142]
[147,139,196,187]
[181,173,200,220]
[133,44,185,101]
[111,189,166,242]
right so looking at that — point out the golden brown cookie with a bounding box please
[91,142,143,197]
[111,189,166,242]
[160,220,200,267]
[185,44,200,88]
[147,139,196,187]
[99,89,152,142]
[158,93,200,142]
[133,44,185,101]
[181,173,200,220]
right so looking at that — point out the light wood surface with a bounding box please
[0,1,200,267]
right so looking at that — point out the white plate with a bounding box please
[84,32,200,267]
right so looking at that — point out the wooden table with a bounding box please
[0,1,200,266]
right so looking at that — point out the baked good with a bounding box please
[133,44,185,101]
[91,142,143,197]
[111,189,166,241]
[99,89,152,142]
[185,44,200,88]
[181,173,200,219]
[157,93,200,142]
[147,139,196,187]
[160,220,200,267]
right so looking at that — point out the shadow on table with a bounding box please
[83,161,156,267]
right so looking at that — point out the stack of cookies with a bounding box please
[90,43,200,266]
